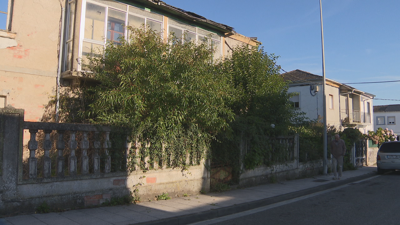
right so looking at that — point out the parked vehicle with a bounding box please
[377,141,400,174]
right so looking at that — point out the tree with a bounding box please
[211,45,296,173]
[86,27,235,169]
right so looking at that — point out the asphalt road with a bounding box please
[200,171,400,225]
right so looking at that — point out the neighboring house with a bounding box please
[0,0,259,122]
[374,104,400,134]
[282,69,375,134]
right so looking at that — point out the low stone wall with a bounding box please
[127,165,209,201]
[2,165,209,214]
[238,159,325,188]
[0,108,209,215]
[366,147,378,166]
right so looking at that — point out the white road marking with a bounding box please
[189,175,379,225]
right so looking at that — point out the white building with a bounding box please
[374,104,400,135]
[282,70,375,134]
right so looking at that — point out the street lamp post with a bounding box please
[319,0,328,175]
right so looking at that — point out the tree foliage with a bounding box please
[58,27,299,172]
[85,27,234,169]
[367,127,397,146]
[211,45,297,174]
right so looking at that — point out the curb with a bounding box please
[134,171,376,225]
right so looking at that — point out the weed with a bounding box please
[183,193,188,197]
[269,175,277,184]
[102,195,132,206]
[36,202,50,214]
[212,182,230,192]
[156,193,171,200]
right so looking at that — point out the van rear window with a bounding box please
[379,142,400,153]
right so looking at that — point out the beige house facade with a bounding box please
[0,0,259,122]
[282,70,375,134]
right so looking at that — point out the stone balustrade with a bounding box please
[24,122,126,180]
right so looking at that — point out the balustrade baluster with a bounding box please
[69,131,77,176]
[28,129,38,179]
[93,131,101,174]
[104,132,111,173]
[81,132,89,175]
[56,130,65,177]
[43,130,52,178]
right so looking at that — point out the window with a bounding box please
[0,96,5,108]
[0,0,12,31]
[107,9,125,45]
[328,95,334,109]
[77,1,163,70]
[289,93,300,108]
[168,19,222,60]
[344,97,348,115]
[376,116,385,125]
[388,116,395,125]
[63,0,76,71]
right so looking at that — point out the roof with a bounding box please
[125,0,260,45]
[374,104,400,112]
[130,0,257,43]
[281,69,322,83]
[281,69,375,98]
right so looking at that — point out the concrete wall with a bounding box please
[0,0,64,122]
[12,165,209,214]
[238,159,327,188]
[0,110,210,214]
[366,145,379,166]
[374,111,400,135]
[287,83,341,129]
[288,84,323,121]
[325,84,341,129]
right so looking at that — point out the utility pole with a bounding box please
[319,0,328,175]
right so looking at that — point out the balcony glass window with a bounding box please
[107,9,125,45]
[84,3,105,42]
[168,19,222,61]
[77,1,163,71]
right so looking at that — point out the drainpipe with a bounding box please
[56,3,66,123]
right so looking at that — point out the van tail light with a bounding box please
[377,155,381,161]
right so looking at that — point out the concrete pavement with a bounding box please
[0,166,377,225]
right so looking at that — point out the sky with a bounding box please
[165,0,400,106]
[0,1,8,30]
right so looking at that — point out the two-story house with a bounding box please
[374,104,400,135]
[282,69,375,134]
[0,0,259,122]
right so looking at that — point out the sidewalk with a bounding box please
[0,166,377,225]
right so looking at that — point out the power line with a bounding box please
[375,98,400,101]
[280,70,400,85]
[342,80,400,85]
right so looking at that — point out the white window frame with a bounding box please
[63,0,76,72]
[78,0,163,71]
[388,116,395,125]
[376,116,385,125]
[328,94,334,109]
[168,21,222,60]
[0,0,13,31]
[289,93,300,109]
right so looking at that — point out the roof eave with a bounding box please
[130,0,234,34]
